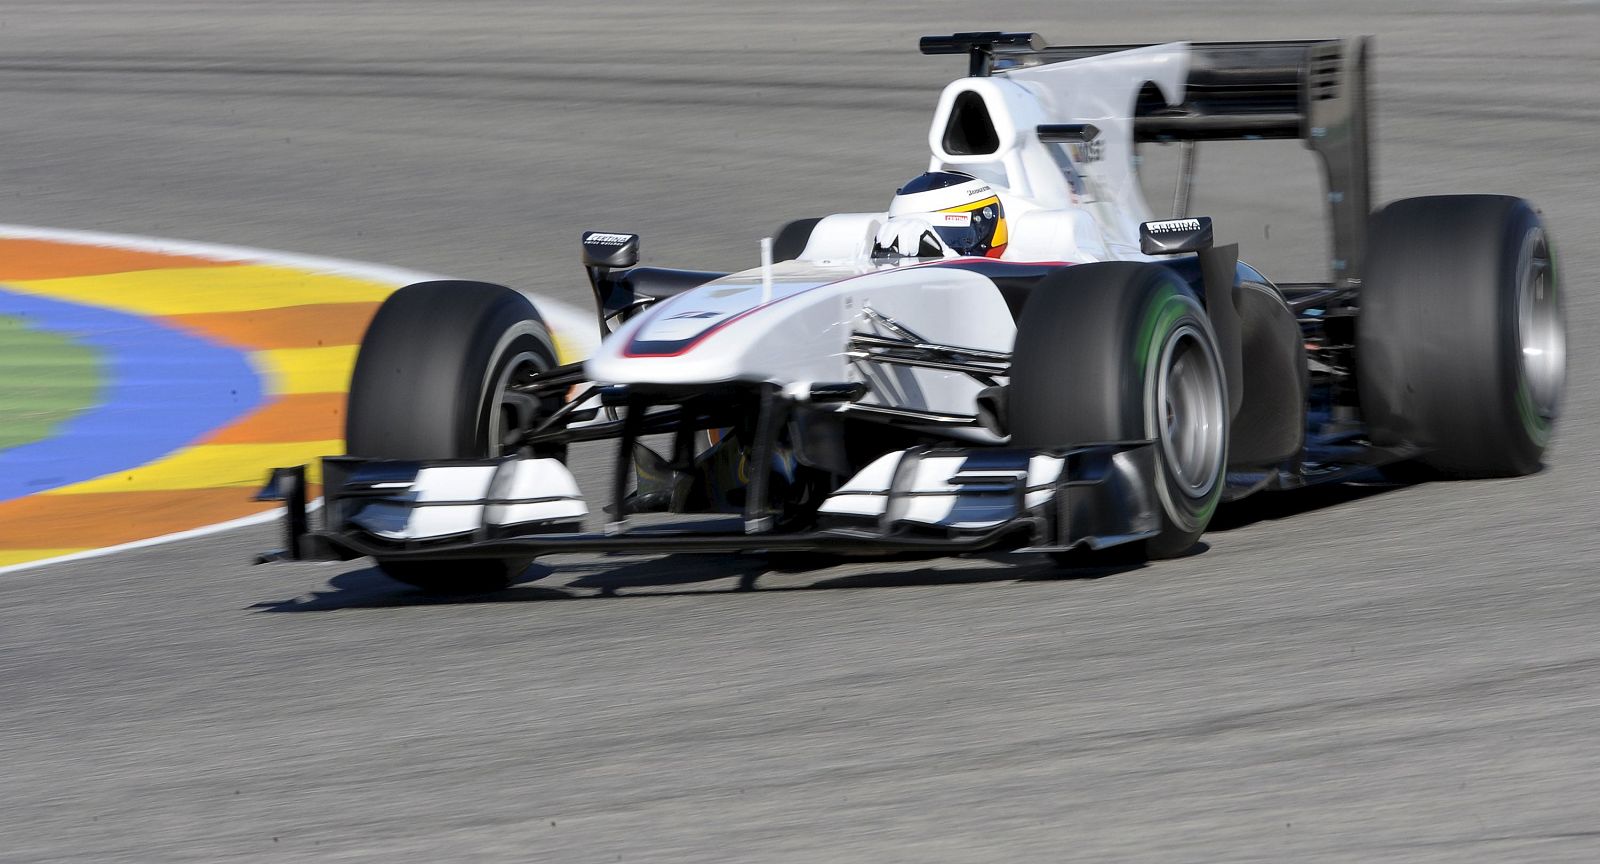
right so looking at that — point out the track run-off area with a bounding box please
[2,2,1599,862]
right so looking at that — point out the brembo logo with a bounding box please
[586,232,633,244]
[1147,219,1201,233]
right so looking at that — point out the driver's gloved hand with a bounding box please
[870,217,948,260]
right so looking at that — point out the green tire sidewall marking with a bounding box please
[1514,354,1551,449]
[1133,279,1189,384]
[1133,277,1222,529]
[0,314,104,453]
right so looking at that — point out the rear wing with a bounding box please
[921,33,1372,290]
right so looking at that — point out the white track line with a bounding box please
[0,225,598,576]
[0,508,288,576]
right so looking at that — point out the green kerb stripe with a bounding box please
[0,314,104,452]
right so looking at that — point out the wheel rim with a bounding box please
[486,349,552,457]
[1155,324,1225,500]
[1516,228,1563,424]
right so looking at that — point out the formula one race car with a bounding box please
[262,33,1565,592]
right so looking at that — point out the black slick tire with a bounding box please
[346,280,558,593]
[1357,196,1563,478]
[1009,262,1228,560]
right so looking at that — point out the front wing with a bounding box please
[259,441,1162,564]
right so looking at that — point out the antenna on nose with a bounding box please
[760,236,774,303]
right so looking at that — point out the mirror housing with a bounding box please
[1036,123,1100,144]
[581,231,640,269]
[1139,216,1213,255]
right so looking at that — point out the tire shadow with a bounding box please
[249,564,575,612]
[1209,474,1414,532]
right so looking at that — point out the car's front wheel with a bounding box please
[345,280,559,593]
[1009,262,1228,560]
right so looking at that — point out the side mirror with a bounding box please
[1139,216,1213,255]
[581,231,640,269]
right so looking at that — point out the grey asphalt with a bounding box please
[3,2,1600,861]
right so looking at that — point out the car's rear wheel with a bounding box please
[1357,195,1563,477]
[1009,262,1228,560]
[346,280,559,593]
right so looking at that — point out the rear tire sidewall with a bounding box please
[1357,196,1561,478]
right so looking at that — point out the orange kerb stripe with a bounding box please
[203,393,346,444]
[0,238,239,280]
[165,302,381,351]
[0,488,318,549]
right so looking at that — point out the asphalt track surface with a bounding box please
[4,2,1599,861]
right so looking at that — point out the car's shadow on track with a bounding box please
[1207,475,1409,532]
[249,549,1149,613]
[250,477,1416,613]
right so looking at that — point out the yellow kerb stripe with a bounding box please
[42,441,339,495]
[259,336,577,394]
[6,265,397,316]
[0,549,87,567]
[255,345,361,396]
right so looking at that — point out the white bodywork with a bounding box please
[349,458,587,541]
[586,43,1190,418]
[931,43,1188,256]
[364,45,1195,543]
[816,450,1067,529]
[588,259,1015,428]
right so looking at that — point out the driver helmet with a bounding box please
[877,171,1008,259]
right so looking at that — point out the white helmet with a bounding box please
[872,171,1009,260]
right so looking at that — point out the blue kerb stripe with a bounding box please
[0,286,263,502]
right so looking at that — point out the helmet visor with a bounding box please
[930,195,1006,257]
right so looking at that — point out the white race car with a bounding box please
[263,33,1564,592]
